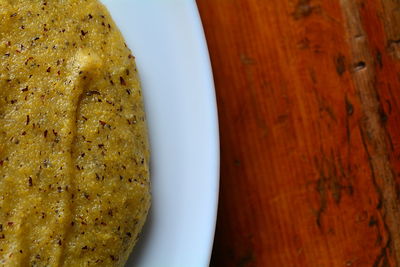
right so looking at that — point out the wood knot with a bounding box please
[353,61,366,72]
[293,0,314,20]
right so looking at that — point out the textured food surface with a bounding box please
[0,0,150,266]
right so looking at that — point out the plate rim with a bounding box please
[189,1,220,263]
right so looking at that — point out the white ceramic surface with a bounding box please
[100,1,220,266]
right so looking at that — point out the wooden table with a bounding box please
[197,1,400,266]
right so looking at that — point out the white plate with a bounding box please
[101,1,220,266]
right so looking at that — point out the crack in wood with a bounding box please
[373,246,391,267]
[314,151,353,228]
[361,123,392,267]
[345,95,354,145]
[340,0,400,265]
[335,53,347,76]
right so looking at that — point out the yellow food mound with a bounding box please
[0,0,150,266]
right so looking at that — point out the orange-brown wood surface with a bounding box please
[197,0,400,266]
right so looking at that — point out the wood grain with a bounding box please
[197,0,400,266]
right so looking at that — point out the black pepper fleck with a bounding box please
[119,76,126,86]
